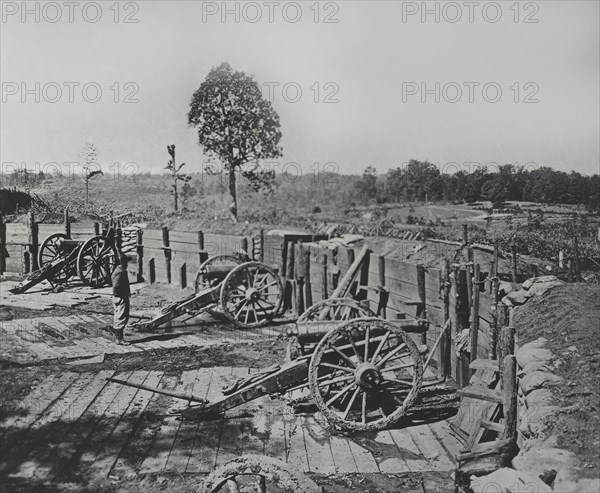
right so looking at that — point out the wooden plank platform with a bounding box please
[1,366,459,482]
[0,312,262,365]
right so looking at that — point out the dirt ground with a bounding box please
[513,283,600,478]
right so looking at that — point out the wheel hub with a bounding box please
[354,362,382,389]
[245,287,260,302]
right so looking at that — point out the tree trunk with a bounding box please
[173,177,178,212]
[228,165,238,222]
[85,178,89,206]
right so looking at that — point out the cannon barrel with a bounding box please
[290,318,429,343]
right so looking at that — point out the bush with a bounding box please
[312,205,322,214]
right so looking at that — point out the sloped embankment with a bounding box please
[513,283,600,481]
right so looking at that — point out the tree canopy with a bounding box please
[188,62,283,221]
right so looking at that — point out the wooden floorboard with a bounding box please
[111,374,180,479]
[94,372,165,478]
[138,369,200,474]
[2,363,461,482]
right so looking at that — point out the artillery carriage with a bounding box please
[10,228,119,294]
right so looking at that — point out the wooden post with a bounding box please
[285,240,296,312]
[64,208,71,238]
[259,228,265,262]
[493,239,499,277]
[417,264,427,344]
[501,355,518,443]
[198,231,208,263]
[378,255,387,319]
[558,250,564,268]
[462,224,468,245]
[146,258,156,284]
[466,250,474,311]
[487,261,494,294]
[470,264,481,367]
[241,237,249,256]
[178,263,187,289]
[162,226,171,284]
[295,243,305,316]
[136,229,144,282]
[303,248,312,308]
[93,222,100,236]
[321,253,328,300]
[0,215,6,274]
[28,211,38,271]
[573,237,581,282]
[511,238,518,287]
[441,259,451,378]
[490,277,500,359]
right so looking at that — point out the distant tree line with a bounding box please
[355,161,600,210]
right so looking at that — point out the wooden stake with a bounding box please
[378,255,386,319]
[502,355,517,443]
[259,228,265,262]
[303,247,312,309]
[0,215,6,274]
[417,264,427,345]
[462,224,468,245]
[136,229,144,282]
[198,231,207,263]
[162,226,171,284]
[28,211,38,271]
[470,264,481,367]
[64,208,71,238]
[442,259,451,378]
[321,253,328,300]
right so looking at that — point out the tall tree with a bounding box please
[79,143,103,206]
[188,62,282,221]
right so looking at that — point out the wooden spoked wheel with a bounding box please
[37,233,71,283]
[220,262,283,329]
[76,235,118,287]
[200,455,321,493]
[309,318,423,432]
[194,254,245,294]
[298,298,375,323]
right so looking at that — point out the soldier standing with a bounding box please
[112,254,131,345]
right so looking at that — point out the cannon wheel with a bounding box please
[194,254,246,294]
[77,235,118,287]
[38,233,72,283]
[220,262,283,329]
[200,454,321,493]
[308,317,423,432]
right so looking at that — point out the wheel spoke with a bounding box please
[375,343,407,368]
[342,387,361,420]
[257,280,278,293]
[319,362,354,373]
[345,330,363,363]
[316,373,354,388]
[364,326,370,361]
[325,381,356,406]
[362,390,367,424]
[234,300,249,319]
[384,376,414,386]
[369,330,391,363]
[327,343,358,369]
[380,361,415,372]
[244,305,250,325]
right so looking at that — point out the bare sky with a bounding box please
[1,0,599,178]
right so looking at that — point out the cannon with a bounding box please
[131,254,284,331]
[9,229,119,294]
[110,245,452,431]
